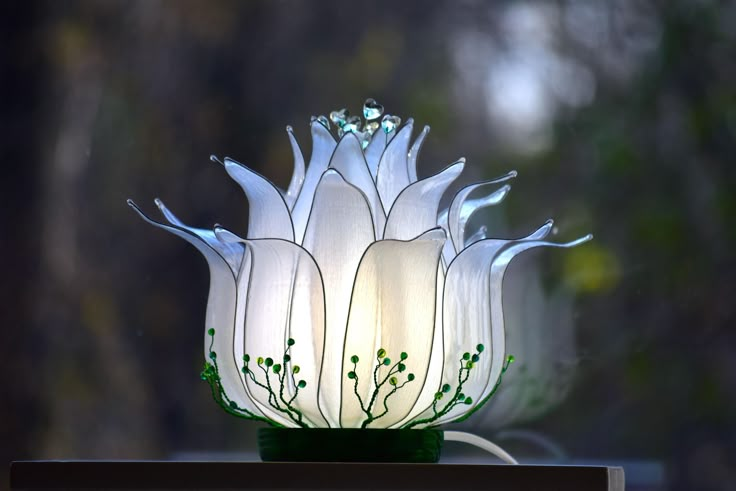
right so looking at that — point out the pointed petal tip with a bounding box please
[213,224,243,244]
[564,234,594,247]
[154,197,165,208]
[210,155,224,165]
[126,198,137,209]
[286,125,294,133]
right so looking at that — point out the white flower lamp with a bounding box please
[128,99,592,462]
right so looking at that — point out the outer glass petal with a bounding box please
[407,125,430,184]
[328,133,386,238]
[127,201,263,418]
[447,171,516,254]
[364,130,387,179]
[223,158,294,241]
[434,230,592,424]
[152,198,244,275]
[283,126,305,211]
[376,119,414,211]
[234,238,329,427]
[302,170,376,426]
[383,160,464,241]
[340,229,446,428]
[291,120,338,243]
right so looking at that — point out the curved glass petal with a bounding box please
[284,126,305,211]
[455,184,512,249]
[127,200,264,418]
[407,125,430,184]
[291,120,337,243]
[223,158,294,241]
[302,169,376,426]
[383,160,464,240]
[434,231,592,424]
[447,170,517,254]
[152,198,244,275]
[340,228,446,428]
[376,119,414,211]
[234,238,329,428]
[364,130,387,179]
[328,133,386,238]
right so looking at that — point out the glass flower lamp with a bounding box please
[128,99,591,463]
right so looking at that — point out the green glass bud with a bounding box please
[435,392,444,400]
[397,363,406,372]
[207,328,215,336]
[389,376,398,386]
[476,344,485,353]
[462,352,470,360]
[265,357,274,367]
[272,364,281,373]
[292,365,301,374]
[257,357,264,365]
[243,354,250,362]
[287,338,296,346]
[241,366,247,373]
[298,380,307,388]
[209,351,217,360]
[383,358,391,366]
[466,361,474,369]
[507,354,515,363]
[377,348,386,358]
[400,352,408,360]
[442,384,451,393]
[458,393,465,401]
[347,371,356,379]
[471,354,480,362]
[407,373,415,381]
[464,397,473,405]
[283,354,291,363]
[351,355,359,364]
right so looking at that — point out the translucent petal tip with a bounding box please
[565,234,594,247]
[210,155,224,165]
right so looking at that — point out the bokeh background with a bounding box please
[2,1,735,490]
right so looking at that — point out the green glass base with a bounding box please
[257,428,444,463]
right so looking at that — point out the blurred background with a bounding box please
[2,0,735,489]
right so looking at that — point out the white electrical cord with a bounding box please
[444,431,519,465]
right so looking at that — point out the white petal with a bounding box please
[340,228,446,428]
[376,119,414,211]
[223,158,294,241]
[302,170,376,426]
[447,170,517,254]
[284,126,305,211]
[291,121,338,243]
[383,160,464,241]
[407,125,430,183]
[328,133,386,238]
[235,238,329,427]
[390,264,446,428]
[152,198,244,274]
[434,230,592,424]
[128,200,264,418]
[364,130,387,179]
